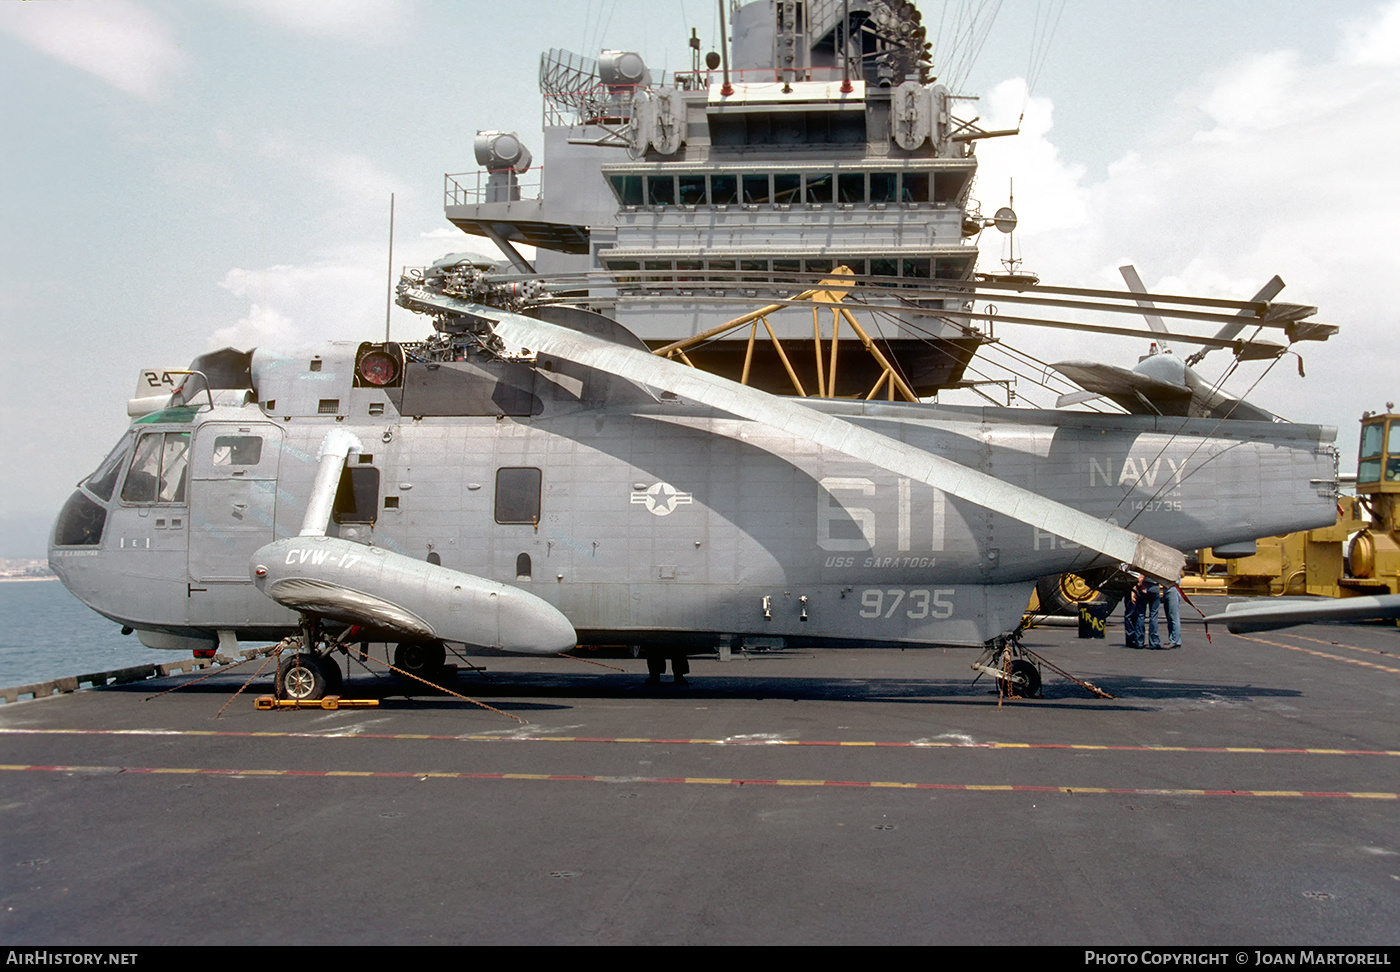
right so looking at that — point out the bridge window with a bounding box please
[707,259,736,282]
[805,173,833,204]
[742,174,770,204]
[740,259,769,283]
[609,175,643,206]
[902,173,929,203]
[710,174,738,204]
[677,175,707,205]
[646,176,675,206]
[772,174,801,204]
[870,258,899,284]
[495,467,542,525]
[869,172,898,203]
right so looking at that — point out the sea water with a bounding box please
[0,579,176,687]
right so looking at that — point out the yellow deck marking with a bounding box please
[0,763,1394,799]
[1232,633,1400,674]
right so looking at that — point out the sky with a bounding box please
[2,0,1396,559]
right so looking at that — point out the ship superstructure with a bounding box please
[444,0,1008,397]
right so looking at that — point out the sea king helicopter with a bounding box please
[49,260,1345,702]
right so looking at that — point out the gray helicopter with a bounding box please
[49,270,1341,701]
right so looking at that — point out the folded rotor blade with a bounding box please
[1119,265,1171,350]
[486,309,1186,582]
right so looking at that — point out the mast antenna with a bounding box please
[384,192,395,342]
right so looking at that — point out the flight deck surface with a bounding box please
[2,622,1397,946]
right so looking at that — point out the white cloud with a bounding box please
[1340,0,1400,65]
[965,2,1400,452]
[255,134,404,208]
[224,0,408,44]
[212,228,502,350]
[215,253,383,348]
[0,0,185,99]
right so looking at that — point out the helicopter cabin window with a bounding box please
[495,467,542,525]
[516,553,532,580]
[333,466,379,524]
[120,431,190,504]
[211,435,262,466]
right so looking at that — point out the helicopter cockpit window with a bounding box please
[333,466,379,525]
[495,467,542,524]
[54,490,107,546]
[212,435,263,466]
[121,432,190,504]
[83,430,137,502]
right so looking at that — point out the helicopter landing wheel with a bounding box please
[394,640,447,680]
[320,654,344,696]
[277,653,329,701]
[1005,658,1041,699]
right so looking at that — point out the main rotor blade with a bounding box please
[1186,275,1288,367]
[1119,265,1171,350]
[1214,275,1287,344]
[485,309,1185,582]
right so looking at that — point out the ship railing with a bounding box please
[542,66,888,127]
[542,85,642,128]
[445,170,544,207]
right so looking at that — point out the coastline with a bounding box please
[0,575,57,583]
